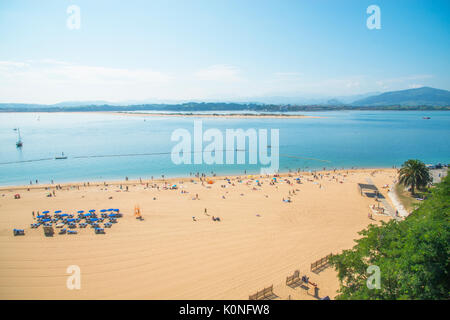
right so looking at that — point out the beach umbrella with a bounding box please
[60,213,68,217]
[113,209,119,212]
[77,210,84,214]
[89,209,96,213]
[42,218,51,222]
[37,215,45,219]
[100,209,107,213]
[90,218,98,221]
[54,210,62,213]
[84,213,92,216]
[42,210,50,214]
[108,208,114,211]
[67,218,75,222]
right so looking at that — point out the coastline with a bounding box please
[0,167,397,191]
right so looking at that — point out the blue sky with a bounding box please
[0,0,449,104]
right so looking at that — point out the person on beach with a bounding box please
[32,211,35,219]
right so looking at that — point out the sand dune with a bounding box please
[0,169,397,299]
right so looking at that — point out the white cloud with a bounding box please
[194,65,241,82]
[409,83,425,89]
[376,75,433,90]
[0,60,173,103]
[0,60,29,68]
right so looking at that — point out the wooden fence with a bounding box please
[310,254,332,272]
[286,270,300,286]
[249,285,274,300]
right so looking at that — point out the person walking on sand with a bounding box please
[32,211,35,219]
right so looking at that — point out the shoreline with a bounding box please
[0,167,397,191]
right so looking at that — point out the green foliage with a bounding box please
[330,174,450,300]
[398,159,432,195]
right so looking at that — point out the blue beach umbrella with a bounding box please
[100,209,107,213]
[89,209,96,213]
[60,213,69,217]
[113,209,119,212]
[42,210,50,214]
[54,210,62,213]
[77,210,84,214]
[90,218,99,221]
[37,215,45,219]
[67,218,75,222]
[108,208,114,211]
[42,218,51,222]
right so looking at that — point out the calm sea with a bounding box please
[0,111,449,186]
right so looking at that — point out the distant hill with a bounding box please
[1,87,450,112]
[352,87,450,107]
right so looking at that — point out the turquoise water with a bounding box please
[0,111,449,186]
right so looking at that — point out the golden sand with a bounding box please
[0,169,397,299]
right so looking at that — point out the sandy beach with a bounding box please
[0,168,398,300]
[110,112,322,119]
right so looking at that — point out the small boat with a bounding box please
[423,117,431,119]
[55,152,68,160]
[14,128,23,147]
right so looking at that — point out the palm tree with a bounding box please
[398,159,432,195]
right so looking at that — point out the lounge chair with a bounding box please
[95,228,105,234]
[13,229,25,236]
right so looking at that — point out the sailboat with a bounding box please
[55,152,68,160]
[14,128,23,148]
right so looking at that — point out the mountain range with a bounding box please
[0,87,449,111]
